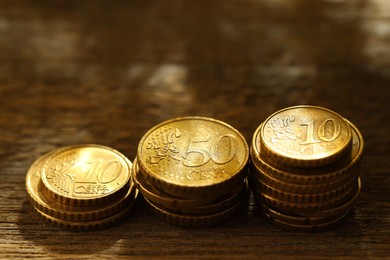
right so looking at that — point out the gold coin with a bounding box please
[137,116,249,198]
[133,157,220,208]
[258,202,349,226]
[257,105,352,168]
[26,151,136,221]
[151,180,248,215]
[40,144,132,207]
[143,194,245,228]
[301,177,361,218]
[32,189,138,231]
[255,177,360,214]
[249,163,358,194]
[249,173,357,204]
[262,206,351,232]
[251,120,363,184]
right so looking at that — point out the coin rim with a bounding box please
[257,202,350,226]
[262,206,351,232]
[143,192,246,228]
[256,177,361,217]
[31,189,138,231]
[249,172,357,204]
[249,159,359,194]
[150,180,248,215]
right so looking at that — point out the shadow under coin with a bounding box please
[17,199,135,254]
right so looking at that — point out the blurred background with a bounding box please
[0,0,389,258]
[1,0,389,154]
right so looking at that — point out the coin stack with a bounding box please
[26,144,138,230]
[134,116,249,228]
[250,105,364,232]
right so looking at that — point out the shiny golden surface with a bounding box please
[137,116,249,197]
[133,157,219,208]
[249,173,357,204]
[251,160,358,194]
[143,194,246,228]
[258,105,352,168]
[32,189,138,231]
[250,111,363,231]
[252,120,363,182]
[256,178,361,217]
[26,150,135,221]
[149,181,247,215]
[41,144,132,206]
[262,207,351,232]
[134,116,250,227]
[258,203,349,226]
[26,144,136,229]
[250,163,358,194]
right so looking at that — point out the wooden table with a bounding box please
[1,1,389,258]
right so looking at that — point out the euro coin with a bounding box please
[150,181,247,215]
[26,150,135,222]
[251,121,363,184]
[32,189,138,231]
[249,161,358,194]
[256,177,359,214]
[143,193,246,228]
[249,172,357,204]
[136,116,249,227]
[258,105,352,168]
[137,116,249,198]
[262,206,351,232]
[133,157,220,208]
[26,144,136,230]
[249,106,364,231]
[258,202,349,226]
[40,144,132,207]
[302,177,361,218]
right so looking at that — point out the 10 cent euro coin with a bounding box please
[26,144,137,230]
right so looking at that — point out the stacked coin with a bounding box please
[250,105,364,231]
[26,144,138,230]
[134,117,249,228]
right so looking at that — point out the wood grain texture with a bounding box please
[0,0,389,258]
